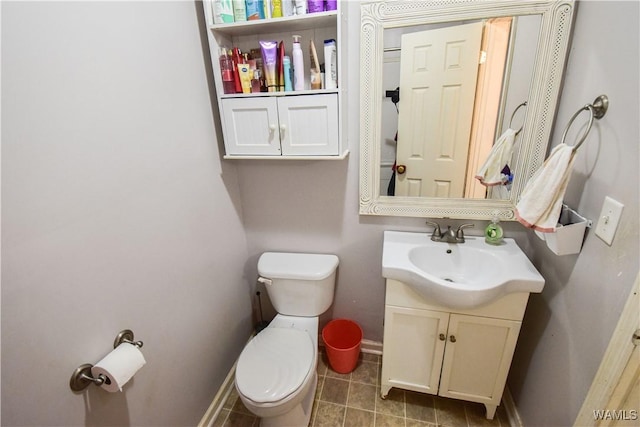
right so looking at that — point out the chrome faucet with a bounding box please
[426,221,474,243]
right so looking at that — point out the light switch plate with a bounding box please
[595,196,624,245]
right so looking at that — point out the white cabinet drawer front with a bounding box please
[439,314,521,405]
[278,94,339,156]
[221,98,281,156]
[382,305,448,394]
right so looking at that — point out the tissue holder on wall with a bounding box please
[535,204,591,255]
[70,329,145,393]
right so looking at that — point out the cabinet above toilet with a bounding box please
[202,2,348,159]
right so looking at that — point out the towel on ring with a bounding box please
[475,128,517,186]
[515,143,576,232]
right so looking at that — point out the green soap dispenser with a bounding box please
[485,212,504,245]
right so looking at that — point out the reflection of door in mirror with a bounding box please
[395,22,483,198]
[379,17,533,200]
[465,17,513,199]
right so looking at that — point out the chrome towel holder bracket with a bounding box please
[69,329,143,392]
[562,94,609,152]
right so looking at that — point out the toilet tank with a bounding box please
[258,252,339,317]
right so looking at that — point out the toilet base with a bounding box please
[260,372,317,427]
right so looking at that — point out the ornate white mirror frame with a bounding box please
[359,0,576,220]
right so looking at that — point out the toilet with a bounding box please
[235,252,339,427]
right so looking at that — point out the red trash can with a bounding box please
[322,319,363,374]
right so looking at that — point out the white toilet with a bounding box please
[235,252,339,427]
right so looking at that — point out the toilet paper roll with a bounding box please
[91,343,146,392]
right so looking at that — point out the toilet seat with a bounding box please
[236,328,314,403]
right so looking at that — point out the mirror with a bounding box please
[359,0,576,219]
[380,16,540,199]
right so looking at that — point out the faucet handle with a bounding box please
[426,221,442,238]
[456,223,474,238]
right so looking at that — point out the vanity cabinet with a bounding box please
[381,279,529,419]
[202,1,347,159]
[221,94,338,156]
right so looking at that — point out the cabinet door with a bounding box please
[277,94,339,156]
[439,314,521,406]
[381,305,449,396]
[221,98,282,156]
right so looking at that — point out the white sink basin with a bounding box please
[382,230,545,308]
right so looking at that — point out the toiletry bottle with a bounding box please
[292,35,305,91]
[277,41,285,91]
[251,69,262,93]
[283,56,293,91]
[264,0,272,18]
[307,0,324,13]
[219,47,236,94]
[323,39,337,89]
[485,213,504,245]
[231,47,245,93]
[232,0,247,21]
[282,0,294,16]
[271,0,283,17]
[246,0,265,20]
[294,0,307,15]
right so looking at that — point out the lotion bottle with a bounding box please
[292,35,305,91]
[485,212,504,245]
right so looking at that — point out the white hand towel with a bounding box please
[515,143,576,232]
[475,128,517,186]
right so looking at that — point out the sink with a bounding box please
[382,231,545,308]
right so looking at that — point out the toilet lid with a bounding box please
[236,328,314,403]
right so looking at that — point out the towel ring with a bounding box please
[562,95,609,152]
[509,101,528,135]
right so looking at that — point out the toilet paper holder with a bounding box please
[69,329,143,392]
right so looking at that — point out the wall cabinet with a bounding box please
[381,279,529,419]
[202,1,347,159]
[221,94,338,156]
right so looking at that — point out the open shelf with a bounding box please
[209,11,337,37]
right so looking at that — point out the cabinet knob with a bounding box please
[269,124,277,133]
[280,124,286,138]
[449,335,457,343]
[439,333,446,341]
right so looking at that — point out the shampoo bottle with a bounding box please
[485,213,504,245]
[292,35,305,91]
[323,39,337,89]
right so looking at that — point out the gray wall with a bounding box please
[2,1,638,426]
[508,2,640,425]
[1,2,252,426]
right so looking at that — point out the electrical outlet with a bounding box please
[595,197,624,246]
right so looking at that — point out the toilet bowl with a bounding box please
[236,316,318,426]
[235,252,339,427]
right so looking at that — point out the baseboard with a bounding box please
[198,360,237,427]
[360,339,383,355]
[502,386,524,427]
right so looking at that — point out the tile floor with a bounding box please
[213,349,511,427]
